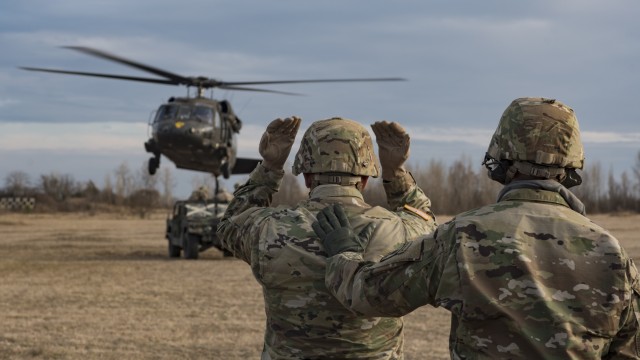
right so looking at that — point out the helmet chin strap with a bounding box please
[484,154,582,188]
[312,173,364,191]
[506,161,567,184]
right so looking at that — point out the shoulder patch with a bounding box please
[404,204,433,221]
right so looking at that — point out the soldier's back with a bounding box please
[256,199,408,359]
[443,198,636,358]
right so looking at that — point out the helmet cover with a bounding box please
[292,117,380,177]
[486,97,584,169]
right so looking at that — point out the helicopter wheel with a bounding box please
[148,156,160,175]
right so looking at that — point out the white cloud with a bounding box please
[3,122,638,154]
[0,122,145,153]
[406,127,493,146]
[582,131,640,144]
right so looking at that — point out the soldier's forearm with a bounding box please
[325,240,434,317]
[384,172,432,214]
[224,164,283,217]
[218,164,283,263]
[383,171,437,239]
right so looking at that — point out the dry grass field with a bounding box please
[1,211,639,360]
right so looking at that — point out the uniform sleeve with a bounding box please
[384,171,437,240]
[325,225,455,317]
[217,163,283,264]
[607,258,640,358]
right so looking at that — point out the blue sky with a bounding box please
[1,0,639,197]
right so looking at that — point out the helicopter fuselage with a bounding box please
[144,97,239,177]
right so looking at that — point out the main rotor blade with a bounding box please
[63,46,190,85]
[219,77,407,86]
[20,67,180,85]
[218,85,303,96]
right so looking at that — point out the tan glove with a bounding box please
[259,116,302,171]
[371,121,410,181]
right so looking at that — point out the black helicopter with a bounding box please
[21,46,405,178]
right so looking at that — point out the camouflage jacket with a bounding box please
[217,164,437,359]
[326,186,640,359]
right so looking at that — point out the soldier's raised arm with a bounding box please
[372,121,437,240]
[217,116,301,263]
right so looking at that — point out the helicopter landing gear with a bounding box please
[148,155,160,175]
[221,161,230,179]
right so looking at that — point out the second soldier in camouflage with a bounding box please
[315,98,640,359]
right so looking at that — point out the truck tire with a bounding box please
[183,233,199,260]
[168,240,181,258]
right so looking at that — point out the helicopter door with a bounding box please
[219,112,232,146]
[213,110,223,144]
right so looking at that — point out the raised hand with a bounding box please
[371,121,410,180]
[259,116,302,171]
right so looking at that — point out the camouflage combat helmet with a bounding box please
[484,97,584,186]
[292,117,380,180]
[189,185,209,201]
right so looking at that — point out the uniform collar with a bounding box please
[309,184,364,201]
[499,188,571,208]
[497,179,586,215]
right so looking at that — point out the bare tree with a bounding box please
[114,162,134,203]
[127,188,161,218]
[413,160,447,215]
[101,174,115,204]
[39,172,79,201]
[83,180,100,200]
[443,156,491,214]
[361,179,386,208]
[159,167,176,207]
[135,162,159,190]
[607,168,621,212]
[475,167,502,208]
[272,171,306,206]
[4,171,31,196]
[572,163,604,212]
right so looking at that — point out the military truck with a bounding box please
[165,190,233,259]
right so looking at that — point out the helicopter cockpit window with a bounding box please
[193,106,214,124]
[155,105,178,123]
[177,106,191,121]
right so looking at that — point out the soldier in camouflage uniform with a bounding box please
[189,185,209,201]
[314,98,640,359]
[217,116,437,359]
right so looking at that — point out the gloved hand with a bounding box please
[312,204,375,257]
[371,121,410,181]
[259,116,302,171]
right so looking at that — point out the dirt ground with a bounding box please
[1,212,639,360]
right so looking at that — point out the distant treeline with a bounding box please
[273,152,640,215]
[0,162,176,216]
[2,152,640,215]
